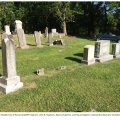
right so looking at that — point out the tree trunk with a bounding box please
[63,13,67,36]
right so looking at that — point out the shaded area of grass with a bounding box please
[0,35,119,112]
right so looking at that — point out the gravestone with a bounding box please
[39,31,43,37]
[48,33,53,46]
[94,40,113,62]
[51,29,56,33]
[82,45,95,65]
[112,43,120,58]
[4,25,11,35]
[45,27,48,38]
[34,31,42,47]
[51,28,59,38]
[16,29,29,49]
[0,33,23,94]
[15,20,22,29]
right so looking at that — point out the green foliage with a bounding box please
[0,2,120,35]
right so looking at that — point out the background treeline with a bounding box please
[0,2,120,38]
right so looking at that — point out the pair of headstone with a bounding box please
[15,20,29,49]
[82,40,114,65]
[0,33,23,94]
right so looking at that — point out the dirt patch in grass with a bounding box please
[25,82,37,89]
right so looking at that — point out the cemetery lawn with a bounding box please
[0,35,120,112]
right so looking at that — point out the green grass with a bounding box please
[0,34,120,112]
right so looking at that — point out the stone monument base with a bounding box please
[0,76,23,94]
[82,59,95,65]
[113,54,120,58]
[95,55,113,63]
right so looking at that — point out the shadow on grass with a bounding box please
[74,53,83,57]
[33,71,37,75]
[27,43,36,46]
[65,57,81,63]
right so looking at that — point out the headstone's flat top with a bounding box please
[97,40,110,43]
[84,45,94,48]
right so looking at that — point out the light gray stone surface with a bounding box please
[94,40,113,62]
[45,27,48,38]
[0,33,23,94]
[15,20,22,29]
[37,68,44,76]
[16,29,29,49]
[4,25,11,35]
[51,29,56,33]
[48,33,53,46]
[34,31,42,47]
[112,43,120,58]
[82,45,95,65]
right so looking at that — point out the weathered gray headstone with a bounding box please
[4,25,11,35]
[48,33,53,46]
[0,33,23,94]
[45,27,48,38]
[112,43,120,58]
[16,29,29,49]
[34,31,42,47]
[94,40,113,62]
[82,45,95,65]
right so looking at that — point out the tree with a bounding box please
[53,2,74,35]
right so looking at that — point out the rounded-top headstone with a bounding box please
[15,20,22,29]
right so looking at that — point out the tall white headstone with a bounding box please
[0,33,23,94]
[15,20,29,49]
[34,31,42,47]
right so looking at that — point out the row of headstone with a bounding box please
[82,40,120,65]
[4,22,65,49]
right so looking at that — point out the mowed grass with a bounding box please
[0,34,120,112]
